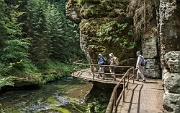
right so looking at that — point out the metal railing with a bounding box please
[105,67,135,113]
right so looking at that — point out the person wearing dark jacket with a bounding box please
[98,54,105,79]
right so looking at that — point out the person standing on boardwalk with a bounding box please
[109,53,116,81]
[98,53,105,79]
[135,51,146,83]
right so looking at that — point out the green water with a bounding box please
[0,77,93,113]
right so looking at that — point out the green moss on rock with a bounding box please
[46,96,60,104]
[49,107,71,113]
[80,18,135,64]
[66,0,138,66]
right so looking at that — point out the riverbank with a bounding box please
[0,77,93,113]
[0,61,75,90]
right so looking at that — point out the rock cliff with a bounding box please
[66,0,180,112]
[66,0,138,66]
[159,0,180,112]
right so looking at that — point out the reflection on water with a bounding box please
[0,77,93,113]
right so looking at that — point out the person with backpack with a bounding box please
[135,51,146,83]
[109,53,117,81]
[97,53,105,79]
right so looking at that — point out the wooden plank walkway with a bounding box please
[72,68,164,113]
[71,68,121,84]
[117,79,164,113]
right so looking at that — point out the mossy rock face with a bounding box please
[67,0,128,23]
[80,18,136,64]
[66,0,139,65]
[80,1,126,19]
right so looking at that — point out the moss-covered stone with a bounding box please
[46,96,60,104]
[49,107,71,113]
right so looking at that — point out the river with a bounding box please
[0,77,93,113]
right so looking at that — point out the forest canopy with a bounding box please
[0,0,84,86]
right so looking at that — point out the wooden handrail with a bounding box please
[73,63,133,68]
[105,67,135,113]
[73,60,132,67]
[72,60,135,113]
[73,61,133,80]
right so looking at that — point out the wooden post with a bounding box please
[127,72,129,90]
[114,91,117,107]
[115,91,117,113]
[123,78,125,102]
[133,67,135,83]
[91,65,95,80]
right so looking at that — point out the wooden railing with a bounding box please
[73,60,133,80]
[105,67,135,113]
[72,60,135,113]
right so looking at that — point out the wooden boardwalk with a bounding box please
[117,79,164,113]
[72,68,121,84]
[72,68,164,113]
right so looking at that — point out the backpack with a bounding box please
[102,57,108,65]
[140,56,147,66]
[113,57,119,65]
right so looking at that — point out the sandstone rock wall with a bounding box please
[159,0,180,112]
[127,0,161,78]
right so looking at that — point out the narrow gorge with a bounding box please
[66,0,180,112]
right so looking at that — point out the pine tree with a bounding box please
[27,0,50,68]
[0,0,30,76]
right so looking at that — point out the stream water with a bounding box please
[0,77,93,113]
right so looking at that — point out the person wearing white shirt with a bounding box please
[135,51,146,83]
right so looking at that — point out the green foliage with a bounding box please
[0,1,32,76]
[97,21,130,42]
[26,0,84,65]
[77,0,83,5]
[3,107,22,113]
[86,99,106,113]
[72,103,87,113]
[49,107,71,113]
[46,96,60,104]
[95,19,135,58]
[27,0,49,68]
[2,39,30,62]
[0,77,14,89]
[0,0,85,87]
[40,61,74,83]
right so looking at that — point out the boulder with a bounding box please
[164,72,180,93]
[143,59,161,78]
[164,51,180,73]
[163,92,180,113]
[142,37,158,59]
[145,59,159,69]
[144,69,160,78]
[66,0,81,23]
